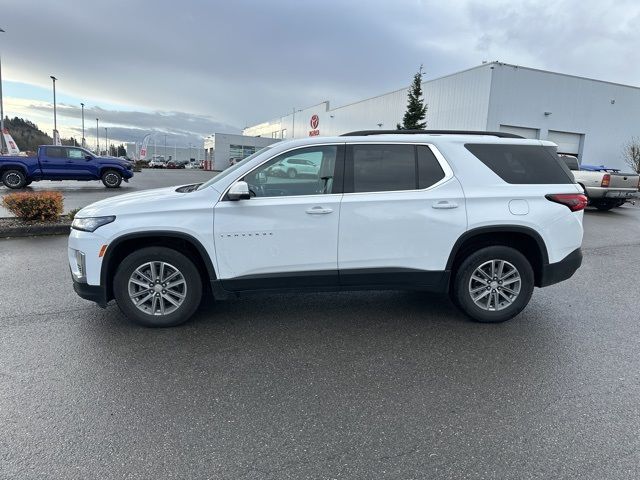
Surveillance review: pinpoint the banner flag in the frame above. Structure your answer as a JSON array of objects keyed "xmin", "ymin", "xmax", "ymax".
[
  {"xmin": 139, "ymin": 134, "xmax": 152, "ymax": 160},
  {"xmin": 2, "ymin": 128, "xmax": 20, "ymax": 155}
]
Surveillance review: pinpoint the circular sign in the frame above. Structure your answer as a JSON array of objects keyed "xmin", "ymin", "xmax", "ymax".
[{"xmin": 310, "ymin": 114, "xmax": 319, "ymax": 129}]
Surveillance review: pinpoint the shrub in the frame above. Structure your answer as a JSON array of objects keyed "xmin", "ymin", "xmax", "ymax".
[
  {"xmin": 67, "ymin": 208, "xmax": 81, "ymax": 220},
  {"xmin": 2, "ymin": 191, "xmax": 64, "ymax": 222}
]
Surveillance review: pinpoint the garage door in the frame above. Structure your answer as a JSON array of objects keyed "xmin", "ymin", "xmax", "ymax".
[
  {"xmin": 499, "ymin": 125, "xmax": 539, "ymax": 139},
  {"xmin": 547, "ymin": 130, "xmax": 581, "ymax": 155}
]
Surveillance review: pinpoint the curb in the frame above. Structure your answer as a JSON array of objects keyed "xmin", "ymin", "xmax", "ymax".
[{"xmin": 0, "ymin": 223, "xmax": 71, "ymax": 238}]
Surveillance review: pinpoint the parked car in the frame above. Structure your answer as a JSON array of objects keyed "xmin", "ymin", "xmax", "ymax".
[
  {"xmin": 69, "ymin": 130, "xmax": 585, "ymax": 327},
  {"xmin": 149, "ymin": 157, "xmax": 167, "ymax": 169},
  {"xmin": 166, "ymin": 160, "xmax": 186, "ymax": 169},
  {"xmin": 266, "ymin": 157, "xmax": 319, "ymax": 178},
  {"xmin": 167, "ymin": 160, "xmax": 185, "ymax": 169},
  {"xmin": 0, "ymin": 145, "xmax": 133, "ymax": 189},
  {"xmin": 560, "ymin": 155, "xmax": 639, "ymax": 210}
]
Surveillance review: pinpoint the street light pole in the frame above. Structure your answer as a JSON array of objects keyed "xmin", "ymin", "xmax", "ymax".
[
  {"xmin": 105, "ymin": 127, "xmax": 108, "ymax": 155},
  {"xmin": 0, "ymin": 28, "xmax": 6, "ymax": 154},
  {"xmin": 80, "ymin": 103, "xmax": 85, "ymax": 147},
  {"xmin": 50, "ymin": 76, "xmax": 58, "ymax": 143},
  {"xmin": 164, "ymin": 134, "xmax": 167, "ymax": 161},
  {"xmin": 96, "ymin": 118, "xmax": 99, "ymax": 153}
]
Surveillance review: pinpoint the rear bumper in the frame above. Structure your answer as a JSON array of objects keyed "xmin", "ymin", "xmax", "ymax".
[
  {"xmin": 73, "ymin": 278, "xmax": 108, "ymax": 308},
  {"xmin": 604, "ymin": 190, "xmax": 638, "ymax": 199},
  {"xmin": 586, "ymin": 186, "xmax": 638, "ymax": 199},
  {"xmin": 539, "ymin": 248, "xmax": 582, "ymax": 287}
]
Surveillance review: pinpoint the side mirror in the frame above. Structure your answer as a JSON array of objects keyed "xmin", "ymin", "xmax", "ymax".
[
  {"xmin": 227, "ymin": 181, "xmax": 250, "ymax": 201},
  {"xmin": 85, "ymin": 155, "xmax": 93, "ymax": 160}
]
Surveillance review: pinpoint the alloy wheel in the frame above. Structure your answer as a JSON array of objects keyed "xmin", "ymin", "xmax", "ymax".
[
  {"xmin": 5, "ymin": 173, "xmax": 22, "ymax": 187},
  {"xmin": 128, "ymin": 261, "xmax": 187, "ymax": 316},
  {"xmin": 105, "ymin": 173, "xmax": 119, "ymax": 186},
  {"xmin": 468, "ymin": 259, "xmax": 521, "ymax": 311}
]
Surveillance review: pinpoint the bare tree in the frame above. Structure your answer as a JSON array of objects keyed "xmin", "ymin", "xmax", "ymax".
[{"xmin": 622, "ymin": 137, "xmax": 640, "ymax": 173}]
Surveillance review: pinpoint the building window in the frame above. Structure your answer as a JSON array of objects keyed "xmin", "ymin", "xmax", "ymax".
[{"xmin": 230, "ymin": 144, "xmax": 257, "ymax": 161}]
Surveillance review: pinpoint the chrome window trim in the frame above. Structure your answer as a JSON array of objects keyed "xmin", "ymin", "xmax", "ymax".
[{"xmin": 217, "ymin": 141, "xmax": 455, "ymax": 201}]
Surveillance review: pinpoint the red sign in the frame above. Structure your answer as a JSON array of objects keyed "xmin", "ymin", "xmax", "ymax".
[{"xmin": 310, "ymin": 114, "xmax": 319, "ymax": 129}]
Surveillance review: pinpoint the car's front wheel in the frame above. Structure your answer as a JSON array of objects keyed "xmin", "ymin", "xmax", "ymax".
[
  {"xmin": 113, "ymin": 247, "xmax": 203, "ymax": 327},
  {"xmin": 452, "ymin": 246, "xmax": 534, "ymax": 323},
  {"xmin": 101, "ymin": 169, "xmax": 123, "ymax": 188}
]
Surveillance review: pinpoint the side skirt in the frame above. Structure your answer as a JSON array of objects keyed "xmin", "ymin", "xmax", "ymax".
[{"xmin": 214, "ymin": 268, "xmax": 451, "ymax": 298}]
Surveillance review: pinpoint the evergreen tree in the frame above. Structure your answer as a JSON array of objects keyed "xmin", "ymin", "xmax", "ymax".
[{"xmin": 397, "ymin": 65, "xmax": 428, "ymax": 130}]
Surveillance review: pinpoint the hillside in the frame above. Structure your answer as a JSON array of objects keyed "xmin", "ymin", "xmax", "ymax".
[{"xmin": 3, "ymin": 116, "xmax": 77, "ymax": 153}]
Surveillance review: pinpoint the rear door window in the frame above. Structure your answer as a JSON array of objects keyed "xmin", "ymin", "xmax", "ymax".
[
  {"xmin": 346, "ymin": 144, "xmax": 447, "ymax": 193},
  {"xmin": 465, "ymin": 144, "xmax": 574, "ymax": 184},
  {"xmin": 350, "ymin": 144, "xmax": 415, "ymax": 192},
  {"xmin": 45, "ymin": 147, "xmax": 65, "ymax": 158}
]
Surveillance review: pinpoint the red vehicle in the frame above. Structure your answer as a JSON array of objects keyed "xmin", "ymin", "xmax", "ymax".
[{"xmin": 166, "ymin": 160, "xmax": 186, "ymax": 169}]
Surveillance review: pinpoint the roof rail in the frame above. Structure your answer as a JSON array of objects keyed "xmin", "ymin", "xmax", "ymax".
[{"xmin": 340, "ymin": 129, "xmax": 524, "ymax": 139}]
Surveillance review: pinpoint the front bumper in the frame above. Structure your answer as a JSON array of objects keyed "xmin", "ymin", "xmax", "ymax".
[
  {"xmin": 538, "ymin": 248, "xmax": 583, "ymax": 287},
  {"xmin": 72, "ymin": 277, "xmax": 108, "ymax": 307}
]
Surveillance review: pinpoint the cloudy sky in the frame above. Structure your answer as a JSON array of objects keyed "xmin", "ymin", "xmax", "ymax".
[{"xmin": 1, "ymin": 0, "xmax": 639, "ymax": 147}]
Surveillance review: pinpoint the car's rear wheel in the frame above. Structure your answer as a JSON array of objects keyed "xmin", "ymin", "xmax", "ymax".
[
  {"xmin": 101, "ymin": 169, "xmax": 122, "ymax": 188},
  {"xmin": 113, "ymin": 247, "xmax": 202, "ymax": 327},
  {"xmin": 2, "ymin": 169, "xmax": 27, "ymax": 189},
  {"xmin": 453, "ymin": 246, "xmax": 534, "ymax": 323}
]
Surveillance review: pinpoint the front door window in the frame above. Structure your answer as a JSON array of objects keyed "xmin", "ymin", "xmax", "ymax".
[{"xmin": 243, "ymin": 145, "xmax": 339, "ymax": 197}]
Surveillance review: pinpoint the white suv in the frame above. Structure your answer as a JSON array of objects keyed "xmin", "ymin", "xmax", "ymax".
[{"xmin": 68, "ymin": 131, "xmax": 586, "ymax": 327}]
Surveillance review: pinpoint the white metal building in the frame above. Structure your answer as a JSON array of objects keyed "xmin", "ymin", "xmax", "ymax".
[
  {"xmin": 125, "ymin": 142, "xmax": 204, "ymax": 163},
  {"xmin": 243, "ymin": 62, "xmax": 640, "ymax": 170},
  {"xmin": 203, "ymin": 133, "xmax": 280, "ymax": 171}
]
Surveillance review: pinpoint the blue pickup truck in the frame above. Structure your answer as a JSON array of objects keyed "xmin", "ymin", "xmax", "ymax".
[{"xmin": 0, "ymin": 145, "xmax": 134, "ymax": 189}]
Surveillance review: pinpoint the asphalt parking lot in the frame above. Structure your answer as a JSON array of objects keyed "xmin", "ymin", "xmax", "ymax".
[
  {"xmin": 0, "ymin": 169, "xmax": 216, "ymax": 216},
  {"xmin": 1, "ymin": 206, "xmax": 640, "ymax": 479}
]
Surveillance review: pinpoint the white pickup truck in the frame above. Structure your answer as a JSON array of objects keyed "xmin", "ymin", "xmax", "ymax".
[{"xmin": 560, "ymin": 155, "xmax": 639, "ymax": 211}]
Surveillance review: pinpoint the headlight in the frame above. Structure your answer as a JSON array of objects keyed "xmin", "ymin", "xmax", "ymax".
[{"xmin": 71, "ymin": 216, "xmax": 116, "ymax": 232}]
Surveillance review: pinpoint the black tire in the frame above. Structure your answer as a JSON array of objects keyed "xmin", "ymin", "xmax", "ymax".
[
  {"xmin": 452, "ymin": 246, "xmax": 534, "ymax": 323},
  {"xmin": 2, "ymin": 169, "xmax": 27, "ymax": 189},
  {"xmin": 287, "ymin": 168, "xmax": 297, "ymax": 179},
  {"xmin": 113, "ymin": 247, "xmax": 203, "ymax": 327},
  {"xmin": 25, "ymin": 180, "xmax": 33, "ymax": 186},
  {"xmin": 101, "ymin": 169, "xmax": 122, "ymax": 188}
]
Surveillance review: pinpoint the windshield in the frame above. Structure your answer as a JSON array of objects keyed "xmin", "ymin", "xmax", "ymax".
[{"xmin": 197, "ymin": 146, "xmax": 272, "ymax": 191}]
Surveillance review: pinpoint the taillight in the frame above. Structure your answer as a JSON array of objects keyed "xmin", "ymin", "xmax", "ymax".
[
  {"xmin": 601, "ymin": 174, "xmax": 610, "ymax": 187},
  {"xmin": 546, "ymin": 193, "xmax": 588, "ymax": 212}
]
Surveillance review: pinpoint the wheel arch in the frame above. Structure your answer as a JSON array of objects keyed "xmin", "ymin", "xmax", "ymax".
[
  {"xmin": 101, "ymin": 231, "xmax": 216, "ymax": 302},
  {"xmin": 0, "ymin": 164, "xmax": 28, "ymax": 176},
  {"xmin": 99, "ymin": 166, "xmax": 123, "ymax": 177},
  {"xmin": 446, "ymin": 226, "xmax": 549, "ymax": 287}
]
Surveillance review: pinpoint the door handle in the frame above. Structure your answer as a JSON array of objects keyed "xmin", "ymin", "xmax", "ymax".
[
  {"xmin": 432, "ymin": 201, "xmax": 458, "ymax": 209},
  {"xmin": 306, "ymin": 206, "xmax": 333, "ymax": 214}
]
